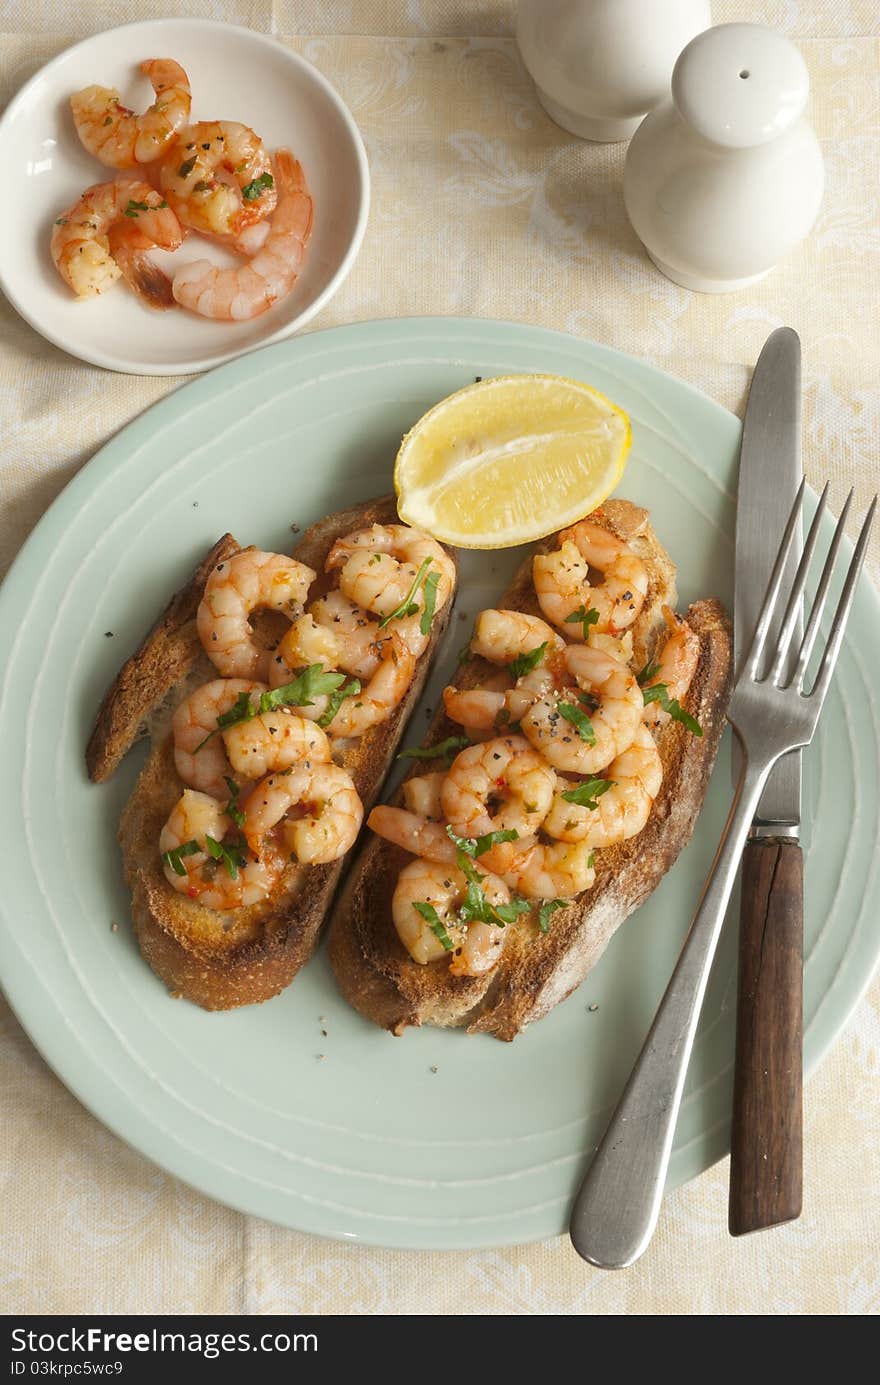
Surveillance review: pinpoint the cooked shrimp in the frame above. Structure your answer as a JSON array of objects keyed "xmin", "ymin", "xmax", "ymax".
[
  {"xmin": 521, "ymin": 644, "xmax": 643, "ymax": 774},
  {"xmin": 270, "ymin": 595, "xmax": 383, "ymax": 688},
  {"xmin": 242, "ymin": 763, "xmax": 362, "ymax": 865},
  {"xmin": 197, "ymin": 549, "xmax": 315, "ymax": 680},
  {"xmin": 222, "ymin": 711, "xmax": 331, "ymax": 780},
  {"xmin": 402, "ymin": 772, "xmax": 446, "ymax": 818},
  {"xmin": 325, "ymin": 524, "xmax": 455, "ymax": 655},
  {"xmin": 442, "ymin": 686, "xmax": 506, "ymax": 736},
  {"xmin": 106, "ymin": 221, "xmax": 175, "ymax": 309},
  {"xmin": 160, "ymin": 120, "xmax": 277, "ymax": 237},
  {"xmin": 642, "ymin": 608, "xmax": 700, "ymax": 727},
  {"xmin": 320, "ymin": 632, "xmax": 415, "ymax": 738},
  {"xmin": 543, "ymin": 725, "xmax": 663, "ymax": 847},
  {"xmin": 392, "ymin": 858, "xmax": 510, "ymax": 975},
  {"xmin": 500, "ymin": 838, "xmax": 596, "ymax": 901},
  {"xmin": 368, "ymin": 806, "xmax": 456, "ymax": 863},
  {"xmin": 50, "ymin": 179, "xmax": 182, "ymax": 299},
  {"xmin": 160, "ymin": 789, "xmax": 282, "ymax": 910},
  {"xmin": 71, "ymin": 59, "xmax": 191, "ymax": 169},
  {"xmin": 172, "ymin": 149, "xmax": 312, "ymax": 321},
  {"xmin": 534, "ymin": 521, "xmax": 648, "ymax": 635},
  {"xmin": 469, "ymin": 609, "xmax": 563, "ymax": 666},
  {"xmin": 172, "ymin": 678, "xmax": 266, "ymax": 798},
  {"xmin": 440, "ymin": 735, "xmax": 556, "ymax": 839}
]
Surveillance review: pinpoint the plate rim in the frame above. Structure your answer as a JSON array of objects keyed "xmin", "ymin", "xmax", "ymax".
[
  {"xmin": 1, "ymin": 315, "xmax": 878, "ymax": 1249},
  {"xmin": 0, "ymin": 17, "xmax": 371, "ymax": 376}
]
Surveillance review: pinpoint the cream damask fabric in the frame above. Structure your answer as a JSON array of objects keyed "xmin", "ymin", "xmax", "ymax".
[{"xmin": 1, "ymin": 2, "xmax": 878, "ymax": 1315}]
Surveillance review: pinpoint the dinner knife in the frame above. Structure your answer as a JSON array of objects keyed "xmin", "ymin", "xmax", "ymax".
[{"xmin": 728, "ymin": 326, "xmax": 804, "ymax": 1235}]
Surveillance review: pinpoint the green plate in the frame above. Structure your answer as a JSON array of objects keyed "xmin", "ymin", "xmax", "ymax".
[{"xmin": 1, "ymin": 318, "xmax": 878, "ymax": 1249}]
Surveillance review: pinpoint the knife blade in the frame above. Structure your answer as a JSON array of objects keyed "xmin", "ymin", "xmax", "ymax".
[
  {"xmin": 728, "ymin": 325, "xmax": 804, "ymax": 1235},
  {"xmin": 733, "ymin": 326, "xmax": 803, "ymax": 827}
]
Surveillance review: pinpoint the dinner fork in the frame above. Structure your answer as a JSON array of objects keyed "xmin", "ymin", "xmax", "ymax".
[{"xmin": 569, "ymin": 483, "xmax": 877, "ymax": 1269}]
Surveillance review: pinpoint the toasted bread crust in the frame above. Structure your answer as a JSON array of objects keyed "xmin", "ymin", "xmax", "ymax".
[
  {"xmin": 92, "ymin": 496, "xmax": 456, "ymax": 1010},
  {"xmin": 327, "ymin": 501, "xmax": 732, "ymax": 1040}
]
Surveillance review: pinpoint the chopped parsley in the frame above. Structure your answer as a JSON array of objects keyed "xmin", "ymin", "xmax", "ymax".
[
  {"xmin": 397, "ymin": 734, "xmax": 471, "ymax": 764},
  {"xmin": 558, "ymin": 701, "xmax": 596, "ymax": 744},
  {"xmin": 448, "ymin": 831, "xmax": 531, "ymax": 926},
  {"xmin": 565, "ymin": 605, "xmax": 601, "ymax": 639},
  {"xmin": 54, "ymin": 217, "xmax": 68, "ymax": 226},
  {"xmin": 538, "ymin": 898, "xmax": 566, "ymax": 933},
  {"xmin": 124, "ymin": 199, "xmax": 150, "ymax": 217},
  {"xmin": 508, "ymin": 642, "xmax": 547, "ymax": 682},
  {"xmin": 420, "ymin": 570, "xmax": 440, "ymax": 637},
  {"xmin": 560, "ymin": 777, "xmax": 614, "ymax": 810},
  {"xmin": 412, "ymin": 901, "xmax": 454, "ymax": 951},
  {"xmin": 241, "ymin": 171, "xmax": 274, "ymax": 201},
  {"xmin": 641, "ymin": 683, "xmax": 703, "ymax": 736},
  {"xmin": 223, "ymin": 777, "xmax": 246, "ymax": 829},
  {"xmin": 637, "ymin": 660, "xmax": 661, "ymax": 687},
  {"xmin": 317, "ymin": 676, "xmax": 362, "ymax": 728},
  {"xmin": 204, "ymin": 835, "xmax": 247, "ymax": 880},
  {"xmin": 445, "ymin": 826, "xmax": 519, "ymax": 859},
  {"xmin": 161, "ymin": 840, "xmax": 200, "ymax": 876},
  {"xmin": 378, "ymin": 558, "xmax": 433, "ymax": 630}
]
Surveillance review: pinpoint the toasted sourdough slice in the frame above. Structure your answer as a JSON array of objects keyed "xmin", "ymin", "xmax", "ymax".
[
  {"xmin": 328, "ymin": 499, "xmax": 732, "ymax": 1041},
  {"xmin": 86, "ymin": 496, "xmax": 456, "ymax": 1011}
]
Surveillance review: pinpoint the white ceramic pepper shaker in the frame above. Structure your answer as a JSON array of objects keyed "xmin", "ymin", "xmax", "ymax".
[
  {"xmin": 516, "ymin": 0, "xmax": 712, "ymax": 142},
  {"xmin": 624, "ymin": 23, "xmax": 824, "ymax": 291}
]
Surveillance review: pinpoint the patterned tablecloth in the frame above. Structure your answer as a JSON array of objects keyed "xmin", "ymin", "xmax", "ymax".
[{"xmin": 1, "ymin": 1, "xmax": 878, "ymax": 1316}]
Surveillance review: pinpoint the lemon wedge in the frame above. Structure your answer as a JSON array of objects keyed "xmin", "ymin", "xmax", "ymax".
[{"xmin": 394, "ymin": 374, "xmax": 632, "ymax": 549}]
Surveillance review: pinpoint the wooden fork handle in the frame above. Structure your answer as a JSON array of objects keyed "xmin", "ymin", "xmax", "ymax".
[{"xmin": 729, "ymin": 837, "xmax": 803, "ymax": 1236}]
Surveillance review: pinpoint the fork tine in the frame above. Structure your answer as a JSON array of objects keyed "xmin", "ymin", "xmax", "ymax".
[
  {"xmin": 791, "ymin": 489, "xmax": 853, "ymax": 688},
  {"xmin": 768, "ymin": 482, "xmax": 829, "ymax": 687},
  {"xmin": 745, "ymin": 478, "xmax": 806, "ymax": 678},
  {"xmin": 808, "ymin": 496, "xmax": 877, "ymax": 707}
]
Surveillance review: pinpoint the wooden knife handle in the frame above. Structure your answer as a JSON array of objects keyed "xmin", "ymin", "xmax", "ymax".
[{"xmin": 729, "ymin": 837, "xmax": 803, "ymax": 1236}]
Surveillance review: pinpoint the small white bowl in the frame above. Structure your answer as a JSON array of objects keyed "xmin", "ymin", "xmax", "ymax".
[{"xmin": 0, "ymin": 19, "xmax": 370, "ymax": 375}]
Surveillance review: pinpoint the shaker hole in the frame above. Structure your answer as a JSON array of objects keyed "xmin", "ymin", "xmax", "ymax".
[{"xmin": 739, "ymin": 69, "xmax": 750, "ymax": 79}]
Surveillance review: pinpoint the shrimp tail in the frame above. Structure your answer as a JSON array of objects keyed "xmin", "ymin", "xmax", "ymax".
[{"xmin": 108, "ymin": 225, "xmax": 175, "ymax": 310}]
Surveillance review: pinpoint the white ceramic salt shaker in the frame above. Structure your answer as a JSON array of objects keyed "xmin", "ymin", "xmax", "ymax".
[
  {"xmin": 623, "ymin": 23, "xmax": 824, "ymax": 291},
  {"xmin": 516, "ymin": 0, "xmax": 712, "ymax": 142}
]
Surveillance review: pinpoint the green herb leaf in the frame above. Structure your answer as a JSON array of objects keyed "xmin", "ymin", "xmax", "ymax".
[
  {"xmin": 558, "ymin": 701, "xmax": 596, "ymax": 744},
  {"xmin": 537, "ymin": 898, "xmax": 566, "ymax": 933},
  {"xmin": 177, "ymin": 156, "xmax": 197, "ymax": 179},
  {"xmin": 491, "ymin": 896, "xmax": 532, "ymax": 926},
  {"xmin": 204, "ymin": 835, "xmax": 247, "ymax": 881},
  {"xmin": 397, "ymin": 735, "xmax": 471, "ymax": 763},
  {"xmin": 378, "ymin": 558, "xmax": 433, "ymax": 630},
  {"xmin": 565, "ymin": 605, "xmax": 601, "ymax": 640},
  {"xmin": 637, "ymin": 659, "xmax": 661, "ymax": 687},
  {"xmin": 641, "ymin": 683, "xmax": 703, "ymax": 735},
  {"xmin": 445, "ymin": 825, "xmax": 519, "ymax": 859},
  {"xmin": 223, "ymin": 777, "xmax": 245, "ymax": 829},
  {"xmin": 419, "ymin": 571, "xmax": 440, "ymax": 637},
  {"xmin": 124, "ymin": 199, "xmax": 150, "ymax": 218},
  {"xmin": 317, "ymin": 677, "xmax": 362, "ymax": 728},
  {"xmin": 54, "ymin": 217, "xmax": 69, "ymax": 226},
  {"xmin": 259, "ymin": 665, "xmax": 347, "ymax": 715},
  {"xmin": 508, "ymin": 642, "xmax": 547, "ymax": 682},
  {"xmin": 161, "ymin": 840, "xmax": 200, "ymax": 876},
  {"xmin": 412, "ymin": 900, "xmax": 454, "ymax": 951},
  {"xmin": 241, "ymin": 171, "xmax": 274, "ymax": 201},
  {"xmin": 560, "ymin": 777, "xmax": 614, "ymax": 810}
]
